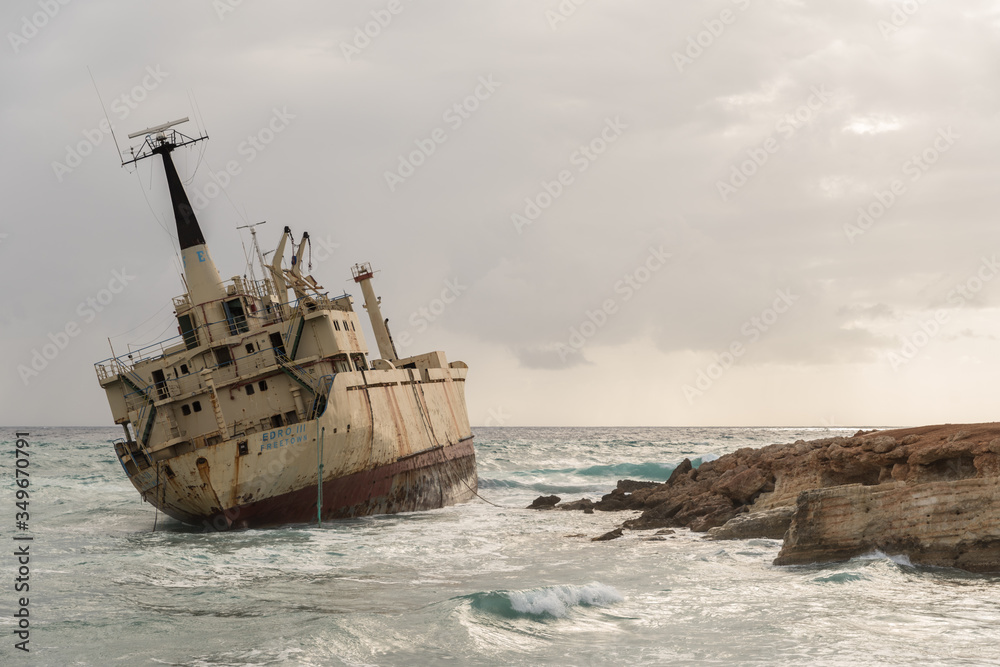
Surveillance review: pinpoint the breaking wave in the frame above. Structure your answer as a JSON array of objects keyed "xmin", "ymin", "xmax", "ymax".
[
  {"xmin": 855, "ymin": 550, "xmax": 915, "ymax": 567},
  {"xmin": 568, "ymin": 459, "xmax": 713, "ymax": 479},
  {"xmin": 467, "ymin": 583, "xmax": 624, "ymax": 619}
]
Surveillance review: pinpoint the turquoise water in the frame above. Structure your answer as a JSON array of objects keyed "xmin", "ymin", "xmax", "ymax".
[{"xmin": 1, "ymin": 426, "xmax": 998, "ymax": 665}]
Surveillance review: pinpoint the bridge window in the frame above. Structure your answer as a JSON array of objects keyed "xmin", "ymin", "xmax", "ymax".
[
  {"xmin": 152, "ymin": 369, "xmax": 168, "ymax": 400},
  {"xmin": 178, "ymin": 314, "xmax": 199, "ymax": 350},
  {"xmin": 224, "ymin": 298, "xmax": 250, "ymax": 335},
  {"xmin": 269, "ymin": 332, "xmax": 285, "ymax": 357},
  {"xmin": 214, "ymin": 347, "xmax": 233, "ymax": 368}
]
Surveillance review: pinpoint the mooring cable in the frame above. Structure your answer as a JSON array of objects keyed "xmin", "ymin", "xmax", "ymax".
[{"xmin": 461, "ymin": 478, "xmax": 509, "ymax": 509}]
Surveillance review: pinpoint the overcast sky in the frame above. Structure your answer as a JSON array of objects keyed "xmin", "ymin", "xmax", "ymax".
[{"xmin": 4, "ymin": 0, "xmax": 1000, "ymax": 428}]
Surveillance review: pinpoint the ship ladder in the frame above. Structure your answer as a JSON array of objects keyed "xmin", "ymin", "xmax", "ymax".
[
  {"xmin": 282, "ymin": 305, "xmax": 306, "ymax": 360},
  {"xmin": 277, "ymin": 355, "xmax": 316, "ymax": 394},
  {"xmin": 307, "ymin": 374, "xmax": 335, "ymax": 420},
  {"xmin": 119, "ymin": 370, "xmax": 156, "ymax": 470},
  {"xmin": 119, "ymin": 369, "xmax": 147, "ymax": 398},
  {"xmin": 138, "ymin": 402, "xmax": 158, "ymax": 451},
  {"xmin": 288, "ymin": 316, "xmax": 306, "ymax": 360}
]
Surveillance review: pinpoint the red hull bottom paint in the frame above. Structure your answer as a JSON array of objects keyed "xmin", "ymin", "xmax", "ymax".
[{"xmin": 178, "ymin": 437, "xmax": 478, "ymax": 530}]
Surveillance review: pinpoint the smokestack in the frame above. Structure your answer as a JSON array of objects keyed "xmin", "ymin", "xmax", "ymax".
[{"xmin": 156, "ymin": 145, "xmax": 226, "ymax": 306}]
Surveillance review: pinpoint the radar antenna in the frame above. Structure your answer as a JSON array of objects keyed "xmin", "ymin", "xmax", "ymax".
[{"xmin": 122, "ymin": 117, "xmax": 208, "ymax": 166}]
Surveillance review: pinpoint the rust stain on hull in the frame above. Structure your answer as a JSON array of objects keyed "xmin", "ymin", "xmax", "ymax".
[
  {"xmin": 162, "ymin": 437, "xmax": 477, "ymax": 529},
  {"xmin": 196, "ymin": 458, "xmax": 221, "ymax": 510}
]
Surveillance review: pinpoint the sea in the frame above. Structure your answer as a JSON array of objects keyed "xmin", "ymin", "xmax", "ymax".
[{"xmin": 3, "ymin": 426, "xmax": 998, "ymax": 666}]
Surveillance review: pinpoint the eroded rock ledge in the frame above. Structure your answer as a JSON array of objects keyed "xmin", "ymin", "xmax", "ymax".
[{"xmin": 537, "ymin": 423, "xmax": 1000, "ymax": 572}]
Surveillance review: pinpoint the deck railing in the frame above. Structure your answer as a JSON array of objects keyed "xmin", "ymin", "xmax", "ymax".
[{"xmin": 94, "ymin": 291, "xmax": 350, "ymax": 382}]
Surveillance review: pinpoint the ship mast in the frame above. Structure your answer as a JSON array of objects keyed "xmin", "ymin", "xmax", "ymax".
[
  {"xmin": 237, "ymin": 221, "xmax": 272, "ymax": 296},
  {"xmin": 352, "ymin": 262, "xmax": 398, "ymax": 362},
  {"xmin": 124, "ymin": 118, "xmax": 227, "ymax": 309}
]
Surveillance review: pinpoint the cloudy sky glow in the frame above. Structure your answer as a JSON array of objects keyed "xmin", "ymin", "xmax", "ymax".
[{"xmin": 4, "ymin": 0, "xmax": 1000, "ymax": 427}]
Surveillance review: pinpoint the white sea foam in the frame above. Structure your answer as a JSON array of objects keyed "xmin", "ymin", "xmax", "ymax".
[
  {"xmin": 857, "ymin": 550, "xmax": 914, "ymax": 567},
  {"xmin": 505, "ymin": 582, "xmax": 624, "ymax": 618}
]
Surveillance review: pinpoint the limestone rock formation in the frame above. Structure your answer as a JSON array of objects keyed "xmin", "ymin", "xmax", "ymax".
[
  {"xmin": 706, "ymin": 506, "xmax": 795, "ymax": 541},
  {"xmin": 774, "ymin": 479, "xmax": 1000, "ymax": 571},
  {"xmin": 555, "ymin": 423, "xmax": 1000, "ymax": 572}
]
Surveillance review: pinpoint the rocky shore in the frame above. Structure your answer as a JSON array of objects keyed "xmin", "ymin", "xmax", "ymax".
[{"xmin": 531, "ymin": 423, "xmax": 1000, "ymax": 573}]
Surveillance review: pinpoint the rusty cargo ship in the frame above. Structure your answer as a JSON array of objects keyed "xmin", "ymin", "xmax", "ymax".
[{"xmin": 94, "ymin": 119, "xmax": 477, "ymax": 529}]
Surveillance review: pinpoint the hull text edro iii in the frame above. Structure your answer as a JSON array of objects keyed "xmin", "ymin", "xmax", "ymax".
[{"xmin": 95, "ymin": 119, "xmax": 477, "ymax": 529}]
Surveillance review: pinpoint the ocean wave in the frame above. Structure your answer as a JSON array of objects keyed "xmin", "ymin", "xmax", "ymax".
[
  {"xmin": 476, "ymin": 479, "xmax": 606, "ymax": 494},
  {"xmin": 479, "ymin": 456, "xmax": 718, "ymax": 492},
  {"xmin": 812, "ymin": 572, "xmax": 869, "ymax": 584},
  {"xmin": 855, "ymin": 550, "xmax": 914, "ymax": 567},
  {"xmin": 468, "ymin": 582, "xmax": 624, "ymax": 619}
]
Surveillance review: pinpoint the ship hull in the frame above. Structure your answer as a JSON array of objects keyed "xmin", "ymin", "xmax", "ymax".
[
  {"xmin": 197, "ymin": 437, "xmax": 477, "ymax": 530},
  {"xmin": 120, "ymin": 367, "xmax": 478, "ymax": 530}
]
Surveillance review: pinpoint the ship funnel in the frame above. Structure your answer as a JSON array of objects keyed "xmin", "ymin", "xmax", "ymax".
[
  {"xmin": 352, "ymin": 262, "xmax": 398, "ymax": 362},
  {"xmin": 124, "ymin": 119, "xmax": 226, "ymax": 309},
  {"xmin": 156, "ymin": 143, "xmax": 226, "ymax": 306}
]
